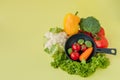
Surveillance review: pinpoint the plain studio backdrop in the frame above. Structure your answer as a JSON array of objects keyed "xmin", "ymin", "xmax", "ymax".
[{"xmin": 0, "ymin": 0, "xmax": 120, "ymax": 80}]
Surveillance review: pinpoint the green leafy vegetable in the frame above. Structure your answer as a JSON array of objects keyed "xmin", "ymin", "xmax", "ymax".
[
  {"xmin": 44, "ymin": 44, "xmax": 64, "ymax": 54},
  {"xmin": 51, "ymin": 51, "xmax": 68, "ymax": 68},
  {"xmin": 80, "ymin": 16, "xmax": 101, "ymax": 34},
  {"xmin": 85, "ymin": 40, "xmax": 92, "ymax": 47},
  {"xmin": 50, "ymin": 51, "xmax": 110, "ymax": 77},
  {"xmin": 78, "ymin": 39, "xmax": 84, "ymax": 45},
  {"xmin": 49, "ymin": 27, "xmax": 63, "ymax": 33},
  {"xmin": 44, "ymin": 48, "xmax": 50, "ymax": 54},
  {"xmin": 68, "ymin": 48, "xmax": 72, "ymax": 54},
  {"xmin": 92, "ymin": 53, "xmax": 110, "ymax": 69}
]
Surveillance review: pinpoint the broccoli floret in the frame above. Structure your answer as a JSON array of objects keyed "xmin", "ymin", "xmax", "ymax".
[{"xmin": 80, "ymin": 16, "xmax": 101, "ymax": 34}]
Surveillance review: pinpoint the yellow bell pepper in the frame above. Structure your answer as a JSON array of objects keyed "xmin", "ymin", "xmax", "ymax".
[{"xmin": 64, "ymin": 12, "xmax": 80, "ymax": 36}]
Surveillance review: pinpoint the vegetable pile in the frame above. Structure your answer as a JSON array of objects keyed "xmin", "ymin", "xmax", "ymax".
[
  {"xmin": 68, "ymin": 39, "xmax": 93, "ymax": 61},
  {"xmin": 44, "ymin": 12, "xmax": 112, "ymax": 77}
]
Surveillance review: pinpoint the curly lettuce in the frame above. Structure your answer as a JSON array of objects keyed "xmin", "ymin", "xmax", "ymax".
[{"xmin": 51, "ymin": 51, "xmax": 110, "ymax": 77}]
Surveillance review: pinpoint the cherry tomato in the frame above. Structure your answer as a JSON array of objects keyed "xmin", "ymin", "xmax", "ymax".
[
  {"xmin": 81, "ymin": 44, "xmax": 87, "ymax": 51},
  {"xmin": 97, "ymin": 27, "xmax": 105, "ymax": 36},
  {"xmin": 70, "ymin": 52, "xmax": 80, "ymax": 60},
  {"xmin": 94, "ymin": 35, "xmax": 108, "ymax": 48},
  {"xmin": 72, "ymin": 43, "xmax": 81, "ymax": 51}
]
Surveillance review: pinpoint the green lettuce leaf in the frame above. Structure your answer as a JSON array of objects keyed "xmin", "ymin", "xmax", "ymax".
[{"xmin": 49, "ymin": 27, "xmax": 63, "ymax": 33}]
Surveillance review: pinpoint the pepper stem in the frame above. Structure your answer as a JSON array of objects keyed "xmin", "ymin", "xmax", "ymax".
[
  {"xmin": 75, "ymin": 11, "xmax": 78, "ymax": 15},
  {"xmin": 93, "ymin": 34, "xmax": 101, "ymax": 40}
]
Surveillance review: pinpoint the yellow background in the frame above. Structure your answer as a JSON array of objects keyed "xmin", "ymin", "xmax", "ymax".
[{"xmin": 0, "ymin": 0, "xmax": 120, "ymax": 80}]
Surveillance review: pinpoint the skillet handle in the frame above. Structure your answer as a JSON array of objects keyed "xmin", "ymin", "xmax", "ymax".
[{"xmin": 96, "ymin": 48, "xmax": 116, "ymax": 55}]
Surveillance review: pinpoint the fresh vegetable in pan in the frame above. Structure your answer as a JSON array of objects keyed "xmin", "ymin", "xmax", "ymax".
[
  {"xmin": 67, "ymin": 38, "xmax": 93, "ymax": 61},
  {"xmin": 79, "ymin": 47, "xmax": 93, "ymax": 61},
  {"xmin": 70, "ymin": 51, "xmax": 80, "ymax": 60}
]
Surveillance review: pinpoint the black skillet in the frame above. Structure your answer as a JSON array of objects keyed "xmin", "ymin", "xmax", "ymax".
[{"xmin": 65, "ymin": 33, "xmax": 116, "ymax": 62}]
